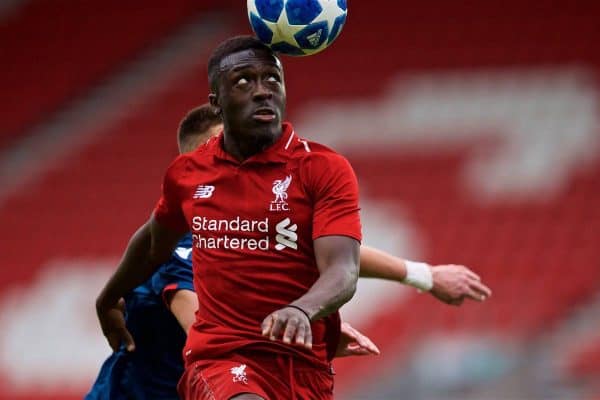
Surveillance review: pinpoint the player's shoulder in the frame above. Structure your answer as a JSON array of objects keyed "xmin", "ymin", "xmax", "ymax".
[
  {"xmin": 288, "ymin": 133, "xmax": 351, "ymax": 167},
  {"xmin": 176, "ymin": 232, "xmax": 193, "ymax": 247},
  {"xmin": 165, "ymin": 138, "xmax": 215, "ymax": 177},
  {"xmin": 190, "ymin": 135, "xmax": 218, "ymax": 159},
  {"xmin": 288, "ymin": 131, "xmax": 344, "ymax": 158}
]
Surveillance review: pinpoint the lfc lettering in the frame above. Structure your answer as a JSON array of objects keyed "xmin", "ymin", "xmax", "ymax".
[{"xmin": 269, "ymin": 202, "xmax": 289, "ymax": 211}]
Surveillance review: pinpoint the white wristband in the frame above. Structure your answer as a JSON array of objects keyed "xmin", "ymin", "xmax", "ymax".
[{"xmin": 403, "ymin": 260, "xmax": 433, "ymax": 292}]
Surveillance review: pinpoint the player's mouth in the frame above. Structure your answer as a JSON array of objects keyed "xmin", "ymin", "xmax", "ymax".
[{"xmin": 252, "ymin": 107, "xmax": 277, "ymax": 122}]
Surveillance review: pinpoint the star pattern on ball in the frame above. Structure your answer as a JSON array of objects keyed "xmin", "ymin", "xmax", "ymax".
[
  {"xmin": 247, "ymin": 0, "xmax": 348, "ymax": 56},
  {"xmin": 262, "ymin": 7, "xmax": 306, "ymax": 47},
  {"xmin": 314, "ymin": 0, "xmax": 346, "ymax": 26}
]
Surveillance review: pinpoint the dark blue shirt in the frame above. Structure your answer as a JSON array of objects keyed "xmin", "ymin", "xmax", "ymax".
[{"xmin": 85, "ymin": 234, "xmax": 193, "ymax": 400}]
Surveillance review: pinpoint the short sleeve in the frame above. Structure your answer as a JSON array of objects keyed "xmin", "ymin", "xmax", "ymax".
[
  {"xmin": 309, "ymin": 153, "xmax": 362, "ymax": 242},
  {"xmin": 151, "ymin": 234, "xmax": 195, "ymax": 305},
  {"xmin": 153, "ymin": 157, "xmax": 189, "ymax": 233},
  {"xmin": 151, "ymin": 259, "xmax": 195, "ymax": 306}
]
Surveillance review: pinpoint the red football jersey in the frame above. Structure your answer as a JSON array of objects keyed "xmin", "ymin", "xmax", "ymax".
[{"xmin": 154, "ymin": 122, "xmax": 362, "ymax": 368}]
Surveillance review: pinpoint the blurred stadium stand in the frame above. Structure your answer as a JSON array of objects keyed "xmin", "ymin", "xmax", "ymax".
[
  {"xmin": 0, "ymin": 1, "xmax": 599, "ymax": 399},
  {"xmin": 571, "ymin": 338, "xmax": 600, "ymax": 378},
  {"xmin": 0, "ymin": 0, "xmax": 223, "ymax": 149}
]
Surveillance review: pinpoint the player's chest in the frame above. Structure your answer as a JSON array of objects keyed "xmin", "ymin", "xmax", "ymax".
[{"xmin": 180, "ymin": 164, "xmax": 311, "ymax": 222}]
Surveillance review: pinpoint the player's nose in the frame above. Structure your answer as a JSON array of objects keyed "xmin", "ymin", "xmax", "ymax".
[{"xmin": 252, "ymin": 81, "xmax": 273, "ymax": 101}]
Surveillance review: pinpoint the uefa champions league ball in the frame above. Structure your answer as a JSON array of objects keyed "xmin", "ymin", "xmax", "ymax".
[{"xmin": 247, "ymin": 0, "xmax": 348, "ymax": 56}]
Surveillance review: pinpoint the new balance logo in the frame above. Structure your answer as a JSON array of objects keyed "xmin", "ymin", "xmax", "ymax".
[
  {"xmin": 193, "ymin": 185, "xmax": 215, "ymax": 199},
  {"xmin": 275, "ymin": 218, "xmax": 298, "ymax": 251}
]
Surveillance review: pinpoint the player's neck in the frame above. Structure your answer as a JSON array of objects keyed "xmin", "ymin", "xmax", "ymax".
[{"xmin": 222, "ymin": 129, "xmax": 281, "ymax": 162}]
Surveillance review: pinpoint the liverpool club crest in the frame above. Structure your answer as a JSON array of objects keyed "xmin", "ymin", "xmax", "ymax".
[{"xmin": 270, "ymin": 175, "xmax": 292, "ymax": 211}]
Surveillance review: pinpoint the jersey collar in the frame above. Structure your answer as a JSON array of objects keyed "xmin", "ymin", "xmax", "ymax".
[{"xmin": 211, "ymin": 122, "xmax": 295, "ymax": 165}]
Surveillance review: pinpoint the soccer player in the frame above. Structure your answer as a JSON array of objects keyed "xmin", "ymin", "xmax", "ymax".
[
  {"xmin": 98, "ymin": 36, "xmax": 361, "ymax": 399},
  {"xmin": 86, "ymin": 104, "xmax": 380, "ymax": 400},
  {"xmin": 96, "ymin": 36, "xmax": 490, "ymax": 400}
]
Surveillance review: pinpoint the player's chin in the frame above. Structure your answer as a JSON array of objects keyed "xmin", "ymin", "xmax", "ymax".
[{"xmin": 247, "ymin": 119, "xmax": 281, "ymax": 137}]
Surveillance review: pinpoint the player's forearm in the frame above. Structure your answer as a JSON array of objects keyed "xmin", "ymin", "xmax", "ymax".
[
  {"xmin": 289, "ymin": 235, "xmax": 359, "ymax": 321},
  {"xmin": 359, "ymin": 245, "xmax": 434, "ymax": 291},
  {"xmin": 169, "ymin": 289, "xmax": 198, "ymax": 333},
  {"xmin": 359, "ymin": 245, "xmax": 407, "ymax": 281},
  {"xmin": 96, "ymin": 221, "xmax": 172, "ymax": 310},
  {"xmin": 291, "ymin": 263, "xmax": 358, "ymax": 321}
]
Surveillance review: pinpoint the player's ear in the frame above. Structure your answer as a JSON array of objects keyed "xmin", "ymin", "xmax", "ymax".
[{"xmin": 208, "ymin": 93, "xmax": 221, "ymax": 115}]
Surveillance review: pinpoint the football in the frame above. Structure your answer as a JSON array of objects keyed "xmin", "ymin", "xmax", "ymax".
[{"xmin": 247, "ymin": 0, "xmax": 348, "ymax": 56}]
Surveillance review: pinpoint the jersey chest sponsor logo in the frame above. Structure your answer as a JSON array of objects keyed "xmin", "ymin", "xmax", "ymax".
[
  {"xmin": 190, "ymin": 215, "xmax": 298, "ymax": 252},
  {"xmin": 275, "ymin": 217, "xmax": 298, "ymax": 251},
  {"xmin": 270, "ymin": 175, "xmax": 292, "ymax": 211}
]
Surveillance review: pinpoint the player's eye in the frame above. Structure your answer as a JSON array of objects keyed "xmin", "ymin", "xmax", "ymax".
[
  {"xmin": 236, "ymin": 77, "xmax": 249, "ymax": 86},
  {"xmin": 266, "ymin": 74, "xmax": 280, "ymax": 83}
]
